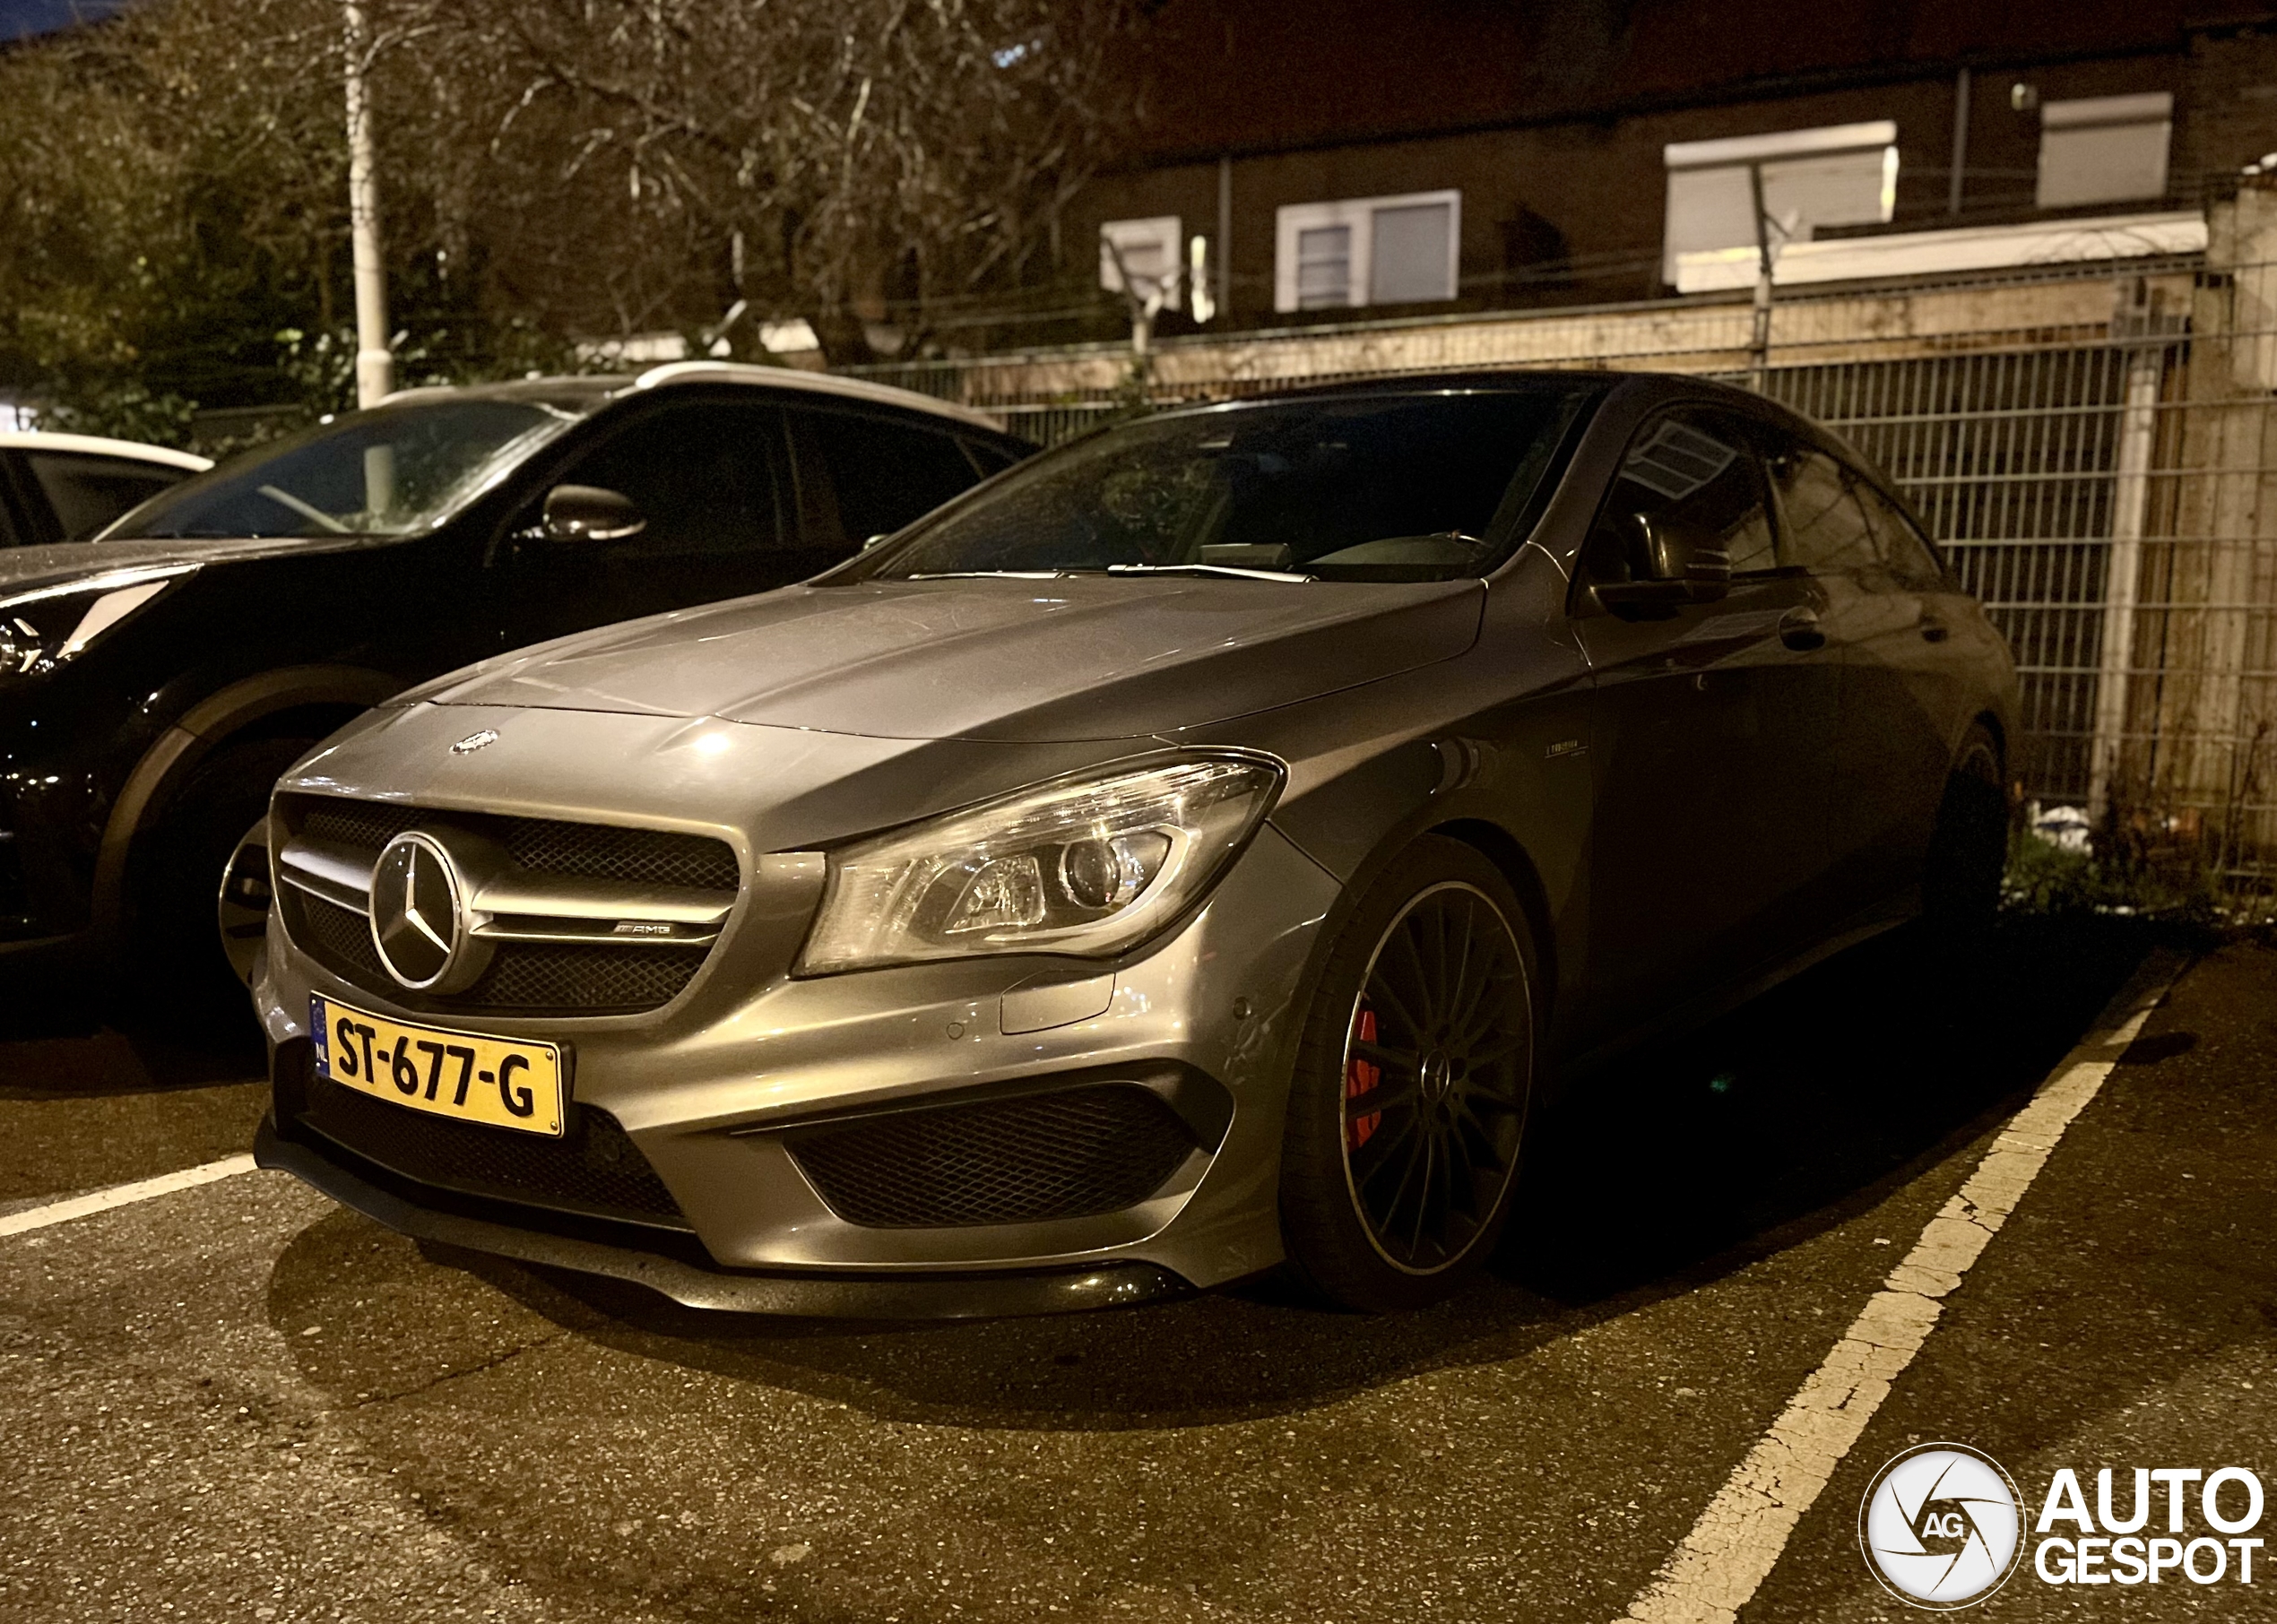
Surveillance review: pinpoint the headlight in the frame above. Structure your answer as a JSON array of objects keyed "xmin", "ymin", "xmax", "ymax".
[
  {"xmin": 0, "ymin": 566, "xmax": 192, "ymax": 678},
  {"xmin": 796, "ymin": 755, "xmax": 1284, "ymax": 974}
]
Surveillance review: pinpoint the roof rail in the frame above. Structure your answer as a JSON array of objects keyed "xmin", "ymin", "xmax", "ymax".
[{"xmin": 629, "ymin": 359, "xmax": 1004, "ymax": 433}]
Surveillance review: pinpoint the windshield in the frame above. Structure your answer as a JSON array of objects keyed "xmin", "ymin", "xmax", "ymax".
[
  {"xmin": 856, "ymin": 385, "xmax": 1601, "ymax": 584},
  {"xmin": 101, "ymin": 398, "xmax": 580, "ymax": 540}
]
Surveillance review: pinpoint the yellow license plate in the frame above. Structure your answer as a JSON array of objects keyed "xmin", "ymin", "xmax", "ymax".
[{"xmin": 309, "ymin": 994, "xmax": 566, "ymax": 1137}]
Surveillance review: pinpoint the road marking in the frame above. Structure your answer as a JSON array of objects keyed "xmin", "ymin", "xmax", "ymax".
[
  {"xmin": 1614, "ymin": 947, "xmax": 2187, "ymax": 1624},
  {"xmin": 0, "ymin": 1153, "xmax": 259, "ymax": 1240}
]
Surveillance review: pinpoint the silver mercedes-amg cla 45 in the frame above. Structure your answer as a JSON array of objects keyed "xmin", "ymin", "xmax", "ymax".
[{"xmin": 250, "ymin": 371, "xmax": 2015, "ymax": 1317}]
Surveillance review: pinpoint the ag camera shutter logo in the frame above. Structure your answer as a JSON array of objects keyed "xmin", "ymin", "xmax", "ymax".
[{"xmin": 1859, "ymin": 1442, "xmax": 2025, "ymax": 1610}]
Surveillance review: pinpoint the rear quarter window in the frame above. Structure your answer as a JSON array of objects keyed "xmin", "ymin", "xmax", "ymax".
[{"xmin": 28, "ymin": 452, "xmax": 190, "ymax": 540}]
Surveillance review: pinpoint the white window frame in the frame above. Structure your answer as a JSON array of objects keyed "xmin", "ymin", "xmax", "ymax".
[
  {"xmin": 1273, "ymin": 190, "xmax": 1461, "ymax": 314},
  {"xmin": 2036, "ymin": 92, "xmax": 2172, "ymax": 210},
  {"xmin": 1098, "ymin": 216, "xmax": 1182, "ymax": 301},
  {"xmin": 1661, "ymin": 121, "xmax": 1898, "ymax": 285}
]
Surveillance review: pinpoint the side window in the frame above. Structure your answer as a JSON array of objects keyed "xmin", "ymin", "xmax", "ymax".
[
  {"xmin": 26, "ymin": 452, "xmax": 188, "ymax": 541},
  {"xmin": 1851, "ymin": 478, "xmax": 1946, "ymax": 589},
  {"xmin": 792, "ymin": 410, "xmax": 985, "ymax": 548},
  {"xmin": 1580, "ymin": 410, "xmax": 1777, "ymax": 583},
  {"xmin": 556, "ymin": 405, "xmax": 789, "ymax": 557},
  {"xmin": 1765, "ymin": 443, "xmax": 1878, "ymax": 575}
]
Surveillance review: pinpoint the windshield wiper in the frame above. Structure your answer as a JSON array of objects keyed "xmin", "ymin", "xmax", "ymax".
[
  {"xmin": 1103, "ymin": 563, "xmax": 1316, "ymax": 583},
  {"xmin": 903, "ymin": 570, "xmax": 1074, "ymax": 581},
  {"xmin": 255, "ymin": 485, "xmax": 350, "ymax": 534}
]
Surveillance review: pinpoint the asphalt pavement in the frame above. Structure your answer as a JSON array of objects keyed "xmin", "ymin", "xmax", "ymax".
[{"xmin": 1, "ymin": 916, "xmax": 2269, "ymax": 1623}]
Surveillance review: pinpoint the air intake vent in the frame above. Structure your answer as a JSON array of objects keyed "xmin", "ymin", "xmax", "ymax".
[
  {"xmin": 296, "ymin": 1070, "xmax": 690, "ymax": 1228},
  {"xmin": 786, "ymin": 1084, "xmax": 1198, "ymax": 1229}
]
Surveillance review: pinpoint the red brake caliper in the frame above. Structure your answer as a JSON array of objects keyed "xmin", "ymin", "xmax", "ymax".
[{"xmin": 1346, "ymin": 1004, "xmax": 1381, "ymax": 1149}]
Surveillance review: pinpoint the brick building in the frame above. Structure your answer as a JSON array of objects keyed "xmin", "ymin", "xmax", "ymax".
[{"xmin": 1057, "ymin": 0, "xmax": 2277, "ymax": 342}]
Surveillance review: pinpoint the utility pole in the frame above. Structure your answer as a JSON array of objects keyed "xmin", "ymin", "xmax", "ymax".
[
  {"xmin": 343, "ymin": 0, "xmax": 393, "ymax": 410},
  {"xmin": 1748, "ymin": 163, "xmax": 1774, "ymax": 392},
  {"xmin": 1948, "ymin": 66, "xmax": 1972, "ymax": 217}
]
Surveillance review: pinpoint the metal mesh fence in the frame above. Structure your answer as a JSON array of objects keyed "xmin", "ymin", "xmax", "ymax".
[{"xmin": 852, "ymin": 242, "xmax": 2277, "ymax": 903}]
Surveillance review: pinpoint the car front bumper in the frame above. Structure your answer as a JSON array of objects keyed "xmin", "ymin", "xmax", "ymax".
[
  {"xmin": 251, "ymin": 745, "xmax": 1343, "ymax": 1313},
  {"xmin": 253, "ymin": 1114, "xmax": 1193, "ymax": 1317}
]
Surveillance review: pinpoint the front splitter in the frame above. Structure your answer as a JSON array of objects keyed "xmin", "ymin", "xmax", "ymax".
[{"xmin": 255, "ymin": 1115, "xmax": 1193, "ymax": 1321}]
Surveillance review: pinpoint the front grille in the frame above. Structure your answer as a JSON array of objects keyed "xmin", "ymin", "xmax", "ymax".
[
  {"xmin": 292, "ymin": 891, "xmax": 708, "ymax": 1015},
  {"xmin": 302, "ymin": 799, "xmax": 422, "ymax": 855},
  {"xmin": 466, "ymin": 939, "xmax": 711, "ymax": 1014},
  {"xmin": 293, "ymin": 797, "xmax": 738, "ymax": 891},
  {"xmin": 492, "ymin": 820, "xmax": 738, "ymax": 891},
  {"xmin": 278, "ymin": 794, "xmax": 735, "ymax": 1015},
  {"xmin": 787, "ymin": 1084, "xmax": 1198, "ymax": 1229},
  {"xmin": 299, "ymin": 891, "xmax": 389, "ymax": 981},
  {"xmin": 296, "ymin": 1069, "xmax": 690, "ymax": 1228}
]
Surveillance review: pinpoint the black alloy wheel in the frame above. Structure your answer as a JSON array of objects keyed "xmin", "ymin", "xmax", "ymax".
[{"xmin": 1280, "ymin": 836, "xmax": 1537, "ymax": 1310}]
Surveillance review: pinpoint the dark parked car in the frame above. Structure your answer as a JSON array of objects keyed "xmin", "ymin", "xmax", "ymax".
[
  {"xmin": 0, "ymin": 430, "xmax": 210, "ymax": 546},
  {"xmin": 249, "ymin": 370, "xmax": 2015, "ymax": 1317},
  {"xmin": 0, "ymin": 363, "xmax": 1028, "ymax": 992}
]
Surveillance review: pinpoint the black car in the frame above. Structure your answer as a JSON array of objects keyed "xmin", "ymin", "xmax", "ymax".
[{"xmin": 0, "ymin": 363, "xmax": 1029, "ymax": 994}]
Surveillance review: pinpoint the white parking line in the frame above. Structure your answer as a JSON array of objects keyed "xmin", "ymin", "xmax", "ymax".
[
  {"xmin": 1613, "ymin": 947, "xmax": 2187, "ymax": 1624},
  {"xmin": 0, "ymin": 1153, "xmax": 259, "ymax": 1239}
]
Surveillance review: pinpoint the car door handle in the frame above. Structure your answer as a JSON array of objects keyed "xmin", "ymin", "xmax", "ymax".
[
  {"xmin": 1918, "ymin": 613, "xmax": 1949, "ymax": 643},
  {"xmin": 1778, "ymin": 606, "xmax": 1826, "ymax": 652}
]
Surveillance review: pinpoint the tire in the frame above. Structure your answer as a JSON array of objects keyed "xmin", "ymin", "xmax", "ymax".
[
  {"xmin": 1277, "ymin": 835, "xmax": 1539, "ymax": 1312},
  {"xmin": 1920, "ymin": 723, "xmax": 2007, "ymax": 944},
  {"xmin": 135, "ymin": 736, "xmax": 314, "ymax": 1012}
]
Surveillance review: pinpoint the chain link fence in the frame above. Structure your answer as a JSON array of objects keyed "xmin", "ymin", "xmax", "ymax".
[{"xmin": 853, "ymin": 213, "xmax": 2277, "ymax": 907}]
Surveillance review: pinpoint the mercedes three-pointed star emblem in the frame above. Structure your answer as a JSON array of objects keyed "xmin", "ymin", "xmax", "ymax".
[{"xmin": 369, "ymin": 832, "xmax": 469, "ymax": 990}]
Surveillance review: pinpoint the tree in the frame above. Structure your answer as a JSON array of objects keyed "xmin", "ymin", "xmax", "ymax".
[
  {"xmin": 0, "ymin": 0, "xmax": 1144, "ymax": 439},
  {"xmin": 392, "ymin": 0, "xmax": 1140, "ymax": 365}
]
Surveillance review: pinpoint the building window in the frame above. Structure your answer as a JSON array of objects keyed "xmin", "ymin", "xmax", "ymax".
[
  {"xmin": 1273, "ymin": 191, "xmax": 1460, "ymax": 312},
  {"xmin": 1099, "ymin": 216, "xmax": 1182, "ymax": 301},
  {"xmin": 2036, "ymin": 93, "xmax": 2172, "ymax": 210},
  {"xmin": 1661, "ymin": 121, "xmax": 1898, "ymax": 286}
]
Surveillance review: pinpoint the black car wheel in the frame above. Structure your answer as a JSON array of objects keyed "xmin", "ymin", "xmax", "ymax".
[
  {"xmin": 139, "ymin": 735, "xmax": 313, "ymax": 1010},
  {"xmin": 1279, "ymin": 836, "xmax": 1537, "ymax": 1311},
  {"xmin": 1921, "ymin": 722, "xmax": 2007, "ymax": 943}
]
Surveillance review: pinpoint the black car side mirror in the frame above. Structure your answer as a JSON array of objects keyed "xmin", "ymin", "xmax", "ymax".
[
  {"xmin": 541, "ymin": 485, "xmax": 646, "ymax": 543},
  {"xmin": 1589, "ymin": 513, "xmax": 1731, "ymax": 618}
]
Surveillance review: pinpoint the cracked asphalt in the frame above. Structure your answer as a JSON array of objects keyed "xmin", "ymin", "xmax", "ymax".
[{"xmin": 1, "ymin": 917, "xmax": 2270, "ymax": 1622}]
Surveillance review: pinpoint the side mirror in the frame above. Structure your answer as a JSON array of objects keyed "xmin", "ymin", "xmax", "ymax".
[
  {"xmin": 541, "ymin": 484, "xmax": 645, "ymax": 543},
  {"xmin": 1590, "ymin": 513, "xmax": 1730, "ymax": 618}
]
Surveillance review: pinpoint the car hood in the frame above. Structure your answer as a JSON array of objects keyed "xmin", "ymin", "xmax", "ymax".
[
  {"xmin": 0, "ymin": 536, "xmax": 363, "ymax": 597},
  {"xmin": 411, "ymin": 575, "xmax": 1487, "ymax": 742}
]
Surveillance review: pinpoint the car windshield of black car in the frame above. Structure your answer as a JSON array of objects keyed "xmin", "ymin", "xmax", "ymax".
[
  {"xmin": 860, "ymin": 386, "xmax": 1597, "ymax": 584},
  {"xmin": 99, "ymin": 399, "xmax": 582, "ymax": 541}
]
